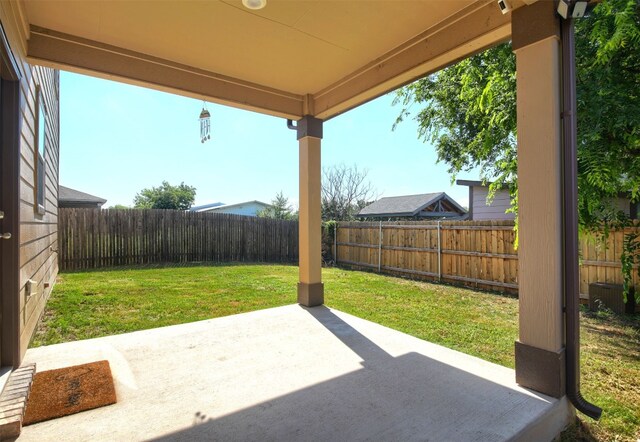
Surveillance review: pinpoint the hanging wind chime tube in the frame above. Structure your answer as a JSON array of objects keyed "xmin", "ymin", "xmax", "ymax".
[{"xmin": 199, "ymin": 103, "xmax": 211, "ymax": 143}]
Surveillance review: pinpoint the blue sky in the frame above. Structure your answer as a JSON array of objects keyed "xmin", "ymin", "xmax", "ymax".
[{"xmin": 60, "ymin": 72, "xmax": 479, "ymax": 208}]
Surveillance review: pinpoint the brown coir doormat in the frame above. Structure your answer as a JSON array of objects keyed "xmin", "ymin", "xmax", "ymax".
[{"xmin": 23, "ymin": 360, "xmax": 117, "ymax": 425}]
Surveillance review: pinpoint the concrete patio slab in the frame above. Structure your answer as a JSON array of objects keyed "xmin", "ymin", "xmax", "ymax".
[{"xmin": 17, "ymin": 305, "xmax": 572, "ymax": 441}]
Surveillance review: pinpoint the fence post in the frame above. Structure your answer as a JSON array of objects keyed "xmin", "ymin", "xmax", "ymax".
[
  {"xmin": 334, "ymin": 223, "xmax": 338, "ymax": 264},
  {"xmin": 378, "ymin": 221, "xmax": 383, "ymax": 272},
  {"xmin": 437, "ymin": 221, "xmax": 442, "ymax": 281}
]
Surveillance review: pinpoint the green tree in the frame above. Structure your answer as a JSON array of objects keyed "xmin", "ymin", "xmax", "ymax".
[
  {"xmin": 258, "ymin": 191, "xmax": 296, "ymax": 220},
  {"xmin": 574, "ymin": 0, "xmax": 640, "ymax": 227},
  {"xmin": 133, "ymin": 181, "xmax": 196, "ymax": 210},
  {"xmin": 108, "ymin": 204, "xmax": 130, "ymax": 210},
  {"xmin": 394, "ymin": 0, "xmax": 640, "ymax": 300},
  {"xmin": 394, "ymin": 0, "xmax": 639, "ymax": 228}
]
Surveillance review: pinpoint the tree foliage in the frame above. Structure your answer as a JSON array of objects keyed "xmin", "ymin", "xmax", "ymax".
[
  {"xmin": 321, "ymin": 164, "xmax": 376, "ymax": 221},
  {"xmin": 394, "ymin": 0, "xmax": 639, "ymax": 228},
  {"xmin": 575, "ymin": 0, "xmax": 640, "ymax": 227},
  {"xmin": 133, "ymin": 181, "xmax": 196, "ymax": 210},
  {"xmin": 258, "ymin": 191, "xmax": 297, "ymax": 220},
  {"xmin": 396, "ymin": 42, "xmax": 517, "ymax": 186},
  {"xmin": 394, "ymin": 43, "xmax": 518, "ymax": 210},
  {"xmin": 394, "ymin": 0, "xmax": 640, "ymax": 299}
]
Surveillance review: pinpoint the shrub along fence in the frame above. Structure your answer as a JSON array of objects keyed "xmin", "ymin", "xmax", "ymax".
[
  {"xmin": 58, "ymin": 208, "xmax": 298, "ymax": 271},
  {"xmin": 335, "ymin": 220, "xmax": 639, "ymax": 297}
]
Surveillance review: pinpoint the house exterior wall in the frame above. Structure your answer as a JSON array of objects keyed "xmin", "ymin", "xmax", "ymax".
[
  {"xmin": 471, "ymin": 186, "xmax": 515, "ymax": 221},
  {"xmin": 607, "ymin": 197, "xmax": 635, "ymax": 218},
  {"xmin": 471, "ymin": 190, "xmax": 634, "ymax": 221},
  {"xmin": 1, "ymin": 4, "xmax": 60, "ymax": 362},
  {"xmin": 18, "ymin": 66, "xmax": 59, "ymax": 357}
]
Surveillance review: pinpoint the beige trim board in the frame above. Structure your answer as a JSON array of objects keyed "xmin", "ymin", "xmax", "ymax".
[
  {"xmin": 24, "ymin": 3, "xmax": 512, "ymax": 122},
  {"xmin": 27, "ymin": 26, "xmax": 305, "ymax": 120},
  {"xmin": 313, "ymin": 0, "xmax": 511, "ymax": 119},
  {"xmin": 516, "ymin": 25, "xmax": 563, "ymax": 352},
  {"xmin": 0, "ymin": 0, "xmax": 29, "ymax": 57},
  {"xmin": 298, "ymin": 135, "xmax": 322, "ymax": 286}
]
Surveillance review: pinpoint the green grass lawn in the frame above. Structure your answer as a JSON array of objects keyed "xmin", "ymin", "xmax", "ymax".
[{"xmin": 32, "ymin": 264, "xmax": 639, "ymax": 441}]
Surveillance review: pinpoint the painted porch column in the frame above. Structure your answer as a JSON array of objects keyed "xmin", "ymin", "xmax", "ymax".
[
  {"xmin": 512, "ymin": 2, "xmax": 565, "ymax": 398},
  {"xmin": 297, "ymin": 115, "xmax": 324, "ymax": 307}
]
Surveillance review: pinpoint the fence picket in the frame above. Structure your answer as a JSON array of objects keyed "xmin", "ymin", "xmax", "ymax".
[
  {"xmin": 336, "ymin": 220, "xmax": 639, "ymax": 296},
  {"xmin": 58, "ymin": 209, "xmax": 299, "ymax": 271},
  {"xmin": 59, "ymin": 211, "xmax": 639, "ymax": 298}
]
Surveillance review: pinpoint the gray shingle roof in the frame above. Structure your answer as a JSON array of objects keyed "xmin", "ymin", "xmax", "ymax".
[
  {"xmin": 357, "ymin": 192, "xmax": 465, "ymax": 217},
  {"xmin": 59, "ymin": 186, "xmax": 106, "ymax": 204}
]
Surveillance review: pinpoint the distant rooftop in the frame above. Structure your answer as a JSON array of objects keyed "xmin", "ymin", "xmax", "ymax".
[
  {"xmin": 59, "ymin": 186, "xmax": 106, "ymax": 205},
  {"xmin": 195, "ymin": 200, "xmax": 271, "ymax": 212},
  {"xmin": 189, "ymin": 202, "xmax": 224, "ymax": 212},
  {"xmin": 190, "ymin": 201, "xmax": 273, "ymax": 216},
  {"xmin": 357, "ymin": 192, "xmax": 466, "ymax": 219},
  {"xmin": 456, "ymin": 180, "xmax": 489, "ymax": 188}
]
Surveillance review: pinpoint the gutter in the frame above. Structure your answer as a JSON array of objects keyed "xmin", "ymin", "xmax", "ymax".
[{"xmin": 560, "ymin": 14, "xmax": 602, "ymax": 420}]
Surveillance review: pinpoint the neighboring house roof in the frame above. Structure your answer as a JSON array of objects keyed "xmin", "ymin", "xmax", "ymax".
[
  {"xmin": 59, "ymin": 185, "xmax": 106, "ymax": 206},
  {"xmin": 456, "ymin": 179, "xmax": 486, "ymax": 187},
  {"xmin": 194, "ymin": 200, "xmax": 272, "ymax": 213},
  {"xmin": 456, "ymin": 179, "xmax": 507, "ymax": 190},
  {"xmin": 189, "ymin": 202, "xmax": 224, "ymax": 212},
  {"xmin": 357, "ymin": 192, "xmax": 466, "ymax": 218}
]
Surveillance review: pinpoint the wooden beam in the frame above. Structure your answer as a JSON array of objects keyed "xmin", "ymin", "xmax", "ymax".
[
  {"xmin": 297, "ymin": 117, "xmax": 323, "ymax": 307},
  {"xmin": 313, "ymin": 0, "xmax": 511, "ymax": 120},
  {"xmin": 27, "ymin": 26, "xmax": 305, "ymax": 119},
  {"xmin": 337, "ymin": 241, "xmax": 518, "ymax": 260},
  {"xmin": 337, "ymin": 259, "xmax": 519, "ymax": 290}
]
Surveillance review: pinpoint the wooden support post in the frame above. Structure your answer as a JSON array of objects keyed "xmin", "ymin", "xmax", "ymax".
[
  {"xmin": 512, "ymin": 1, "xmax": 567, "ymax": 399},
  {"xmin": 296, "ymin": 116, "xmax": 324, "ymax": 307}
]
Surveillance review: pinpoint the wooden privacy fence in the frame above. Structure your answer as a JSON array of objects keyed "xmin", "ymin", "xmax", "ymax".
[
  {"xmin": 59, "ymin": 208, "xmax": 298, "ymax": 271},
  {"xmin": 335, "ymin": 220, "xmax": 640, "ymax": 296}
]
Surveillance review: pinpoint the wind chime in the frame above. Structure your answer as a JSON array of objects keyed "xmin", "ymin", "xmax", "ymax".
[{"xmin": 199, "ymin": 102, "xmax": 211, "ymax": 143}]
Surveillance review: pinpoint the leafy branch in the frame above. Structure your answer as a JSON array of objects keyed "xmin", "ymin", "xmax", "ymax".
[{"xmin": 621, "ymin": 229, "xmax": 639, "ymax": 303}]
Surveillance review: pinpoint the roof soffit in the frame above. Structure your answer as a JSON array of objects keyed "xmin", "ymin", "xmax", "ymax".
[{"xmin": 19, "ymin": 0, "xmax": 515, "ymax": 119}]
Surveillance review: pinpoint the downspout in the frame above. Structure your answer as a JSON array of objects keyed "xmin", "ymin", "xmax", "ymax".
[{"xmin": 560, "ymin": 15, "xmax": 602, "ymax": 420}]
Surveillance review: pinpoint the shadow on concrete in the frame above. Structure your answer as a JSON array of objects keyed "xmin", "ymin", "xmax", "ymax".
[{"xmin": 150, "ymin": 306, "xmax": 555, "ymax": 442}]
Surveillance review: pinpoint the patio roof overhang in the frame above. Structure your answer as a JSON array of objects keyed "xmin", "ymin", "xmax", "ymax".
[
  {"xmin": 0, "ymin": 0, "xmax": 596, "ymax": 429},
  {"xmin": 6, "ymin": 0, "xmax": 522, "ymax": 120}
]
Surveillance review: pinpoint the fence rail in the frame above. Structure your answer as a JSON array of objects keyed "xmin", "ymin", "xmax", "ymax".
[
  {"xmin": 59, "ymin": 208, "xmax": 298, "ymax": 271},
  {"xmin": 59, "ymin": 210, "xmax": 638, "ymax": 297},
  {"xmin": 335, "ymin": 220, "xmax": 639, "ymax": 296}
]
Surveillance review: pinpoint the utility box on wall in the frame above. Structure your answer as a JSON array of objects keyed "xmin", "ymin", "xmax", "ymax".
[{"xmin": 589, "ymin": 282, "xmax": 636, "ymax": 314}]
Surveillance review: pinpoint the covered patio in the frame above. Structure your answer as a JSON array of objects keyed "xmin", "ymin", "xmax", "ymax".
[
  {"xmin": 0, "ymin": 0, "xmax": 594, "ymax": 438},
  {"xmin": 19, "ymin": 305, "xmax": 570, "ymax": 441}
]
